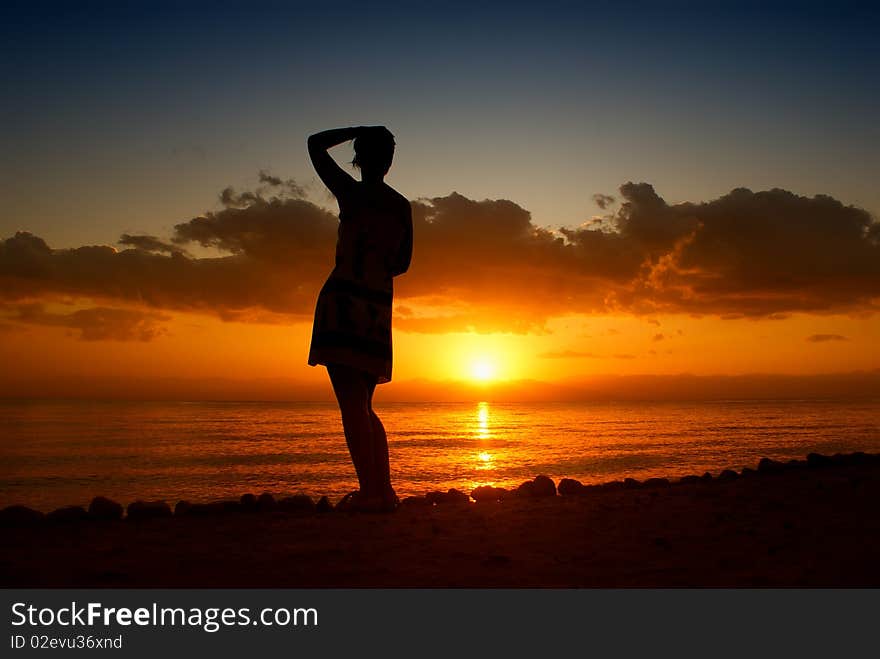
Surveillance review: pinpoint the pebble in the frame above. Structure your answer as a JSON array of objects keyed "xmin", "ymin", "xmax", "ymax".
[
  {"xmin": 257, "ymin": 493, "xmax": 276, "ymax": 511},
  {"xmin": 46, "ymin": 506, "xmax": 90, "ymax": 523},
  {"xmin": 0, "ymin": 505, "xmax": 44, "ymax": 526},
  {"xmin": 471, "ymin": 486, "xmax": 508, "ymax": 502},
  {"xmin": 88, "ymin": 496, "xmax": 123, "ymax": 521},
  {"xmin": 277, "ymin": 495, "xmax": 315, "ymax": 513},
  {"xmin": 558, "ymin": 478, "xmax": 586, "ymax": 496},
  {"xmin": 315, "ymin": 496, "xmax": 332, "ymax": 513},
  {"xmin": 126, "ymin": 500, "xmax": 172, "ymax": 520}
]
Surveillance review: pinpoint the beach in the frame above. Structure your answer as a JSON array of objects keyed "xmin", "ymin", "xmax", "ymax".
[{"xmin": 3, "ymin": 452, "xmax": 879, "ymax": 588}]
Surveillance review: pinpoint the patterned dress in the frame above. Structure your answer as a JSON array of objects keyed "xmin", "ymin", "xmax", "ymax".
[{"xmin": 308, "ymin": 184, "xmax": 412, "ymax": 383}]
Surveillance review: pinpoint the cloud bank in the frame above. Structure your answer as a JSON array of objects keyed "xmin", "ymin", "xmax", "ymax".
[
  {"xmin": 1, "ymin": 303, "xmax": 170, "ymax": 341},
  {"xmin": 1, "ymin": 177, "xmax": 878, "ymax": 337}
]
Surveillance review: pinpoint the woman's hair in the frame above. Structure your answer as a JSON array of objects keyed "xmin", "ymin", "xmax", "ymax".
[{"xmin": 352, "ymin": 127, "xmax": 395, "ymax": 175}]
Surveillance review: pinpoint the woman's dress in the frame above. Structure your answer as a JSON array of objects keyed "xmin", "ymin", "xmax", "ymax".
[{"xmin": 308, "ymin": 185, "xmax": 412, "ymax": 383}]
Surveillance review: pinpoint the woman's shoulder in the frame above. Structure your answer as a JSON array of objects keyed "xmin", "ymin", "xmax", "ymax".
[
  {"xmin": 342, "ymin": 183, "xmax": 409, "ymax": 220},
  {"xmin": 383, "ymin": 185, "xmax": 411, "ymax": 214}
]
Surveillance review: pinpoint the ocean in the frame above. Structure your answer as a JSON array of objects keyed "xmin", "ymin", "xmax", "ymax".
[{"xmin": 1, "ymin": 398, "xmax": 879, "ymax": 511}]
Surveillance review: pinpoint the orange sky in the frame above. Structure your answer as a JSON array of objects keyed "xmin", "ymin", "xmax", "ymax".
[{"xmin": 1, "ymin": 298, "xmax": 879, "ymax": 401}]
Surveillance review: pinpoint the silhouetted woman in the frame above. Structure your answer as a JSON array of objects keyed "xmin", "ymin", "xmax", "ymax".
[{"xmin": 307, "ymin": 126, "xmax": 412, "ymax": 513}]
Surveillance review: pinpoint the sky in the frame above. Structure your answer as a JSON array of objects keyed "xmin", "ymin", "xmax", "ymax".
[{"xmin": 1, "ymin": 1, "xmax": 879, "ymax": 399}]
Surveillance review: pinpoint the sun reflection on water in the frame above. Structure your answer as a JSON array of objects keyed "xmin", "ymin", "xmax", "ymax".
[
  {"xmin": 474, "ymin": 401, "xmax": 490, "ymax": 439},
  {"xmin": 476, "ymin": 450, "xmax": 494, "ymax": 470},
  {"xmin": 472, "ymin": 402, "xmax": 495, "ymax": 471}
]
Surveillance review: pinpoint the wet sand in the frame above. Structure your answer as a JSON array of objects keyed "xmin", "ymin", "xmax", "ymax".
[{"xmin": 2, "ymin": 455, "xmax": 880, "ymax": 587}]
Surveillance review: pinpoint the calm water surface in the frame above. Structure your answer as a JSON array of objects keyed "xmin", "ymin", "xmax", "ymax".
[{"xmin": 1, "ymin": 398, "xmax": 878, "ymax": 510}]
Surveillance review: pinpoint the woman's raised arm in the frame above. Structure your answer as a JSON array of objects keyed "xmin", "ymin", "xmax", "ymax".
[{"xmin": 307, "ymin": 127, "xmax": 363, "ymax": 198}]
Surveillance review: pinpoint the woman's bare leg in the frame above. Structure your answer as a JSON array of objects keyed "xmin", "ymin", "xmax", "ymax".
[
  {"xmin": 365, "ymin": 378, "xmax": 395, "ymax": 501},
  {"xmin": 327, "ymin": 364, "xmax": 374, "ymax": 495}
]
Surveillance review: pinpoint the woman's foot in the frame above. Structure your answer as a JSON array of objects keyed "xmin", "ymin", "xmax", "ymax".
[
  {"xmin": 334, "ymin": 490, "xmax": 362, "ymax": 512},
  {"xmin": 353, "ymin": 493, "xmax": 398, "ymax": 513},
  {"xmin": 335, "ymin": 486, "xmax": 399, "ymax": 514},
  {"xmin": 381, "ymin": 487, "xmax": 399, "ymax": 511},
  {"xmin": 341, "ymin": 491, "xmax": 398, "ymax": 513}
]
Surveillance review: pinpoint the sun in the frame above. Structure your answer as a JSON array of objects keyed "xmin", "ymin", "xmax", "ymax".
[{"xmin": 470, "ymin": 359, "xmax": 496, "ymax": 382}]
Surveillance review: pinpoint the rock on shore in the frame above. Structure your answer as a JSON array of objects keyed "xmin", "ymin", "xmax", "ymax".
[{"xmin": 3, "ymin": 451, "xmax": 880, "ymax": 528}]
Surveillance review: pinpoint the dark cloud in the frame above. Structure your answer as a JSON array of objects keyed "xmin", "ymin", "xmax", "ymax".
[
  {"xmin": 218, "ymin": 187, "xmax": 262, "ymax": 209},
  {"xmin": 1, "ymin": 178, "xmax": 878, "ymax": 333},
  {"xmin": 592, "ymin": 193, "xmax": 616, "ymax": 210},
  {"xmin": 562, "ymin": 183, "xmax": 880, "ymax": 317},
  {"xmin": 258, "ymin": 171, "xmax": 284, "ymax": 186},
  {"xmin": 1, "ymin": 303, "xmax": 170, "ymax": 341},
  {"xmin": 807, "ymin": 334, "xmax": 849, "ymax": 342},
  {"xmin": 172, "ymin": 197, "xmax": 336, "ymax": 266},
  {"xmin": 0, "ymin": 177, "xmax": 341, "ymax": 323},
  {"xmin": 258, "ymin": 170, "xmax": 307, "ymax": 197},
  {"xmin": 652, "ymin": 333, "xmax": 665, "ymax": 342},
  {"xmin": 0, "ymin": 225, "xmax": 332, "ymax": 321},
  {"xmin": 118, "ymin": 234, "xmax": 190, "ymax": 256},
  {"xmin": 218, "ymin": 173, "xmax": 306, "ymax": 210}
]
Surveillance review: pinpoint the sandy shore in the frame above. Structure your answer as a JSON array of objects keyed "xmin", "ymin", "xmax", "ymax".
[{"xmin": 3, "ymin": 453, "xmax": 880, "ymax": 587}]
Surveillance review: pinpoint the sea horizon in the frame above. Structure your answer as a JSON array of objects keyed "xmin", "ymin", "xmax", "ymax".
[{"xmin": 3, "ymin": 396, "xmax": 878, "ymax": 512}]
